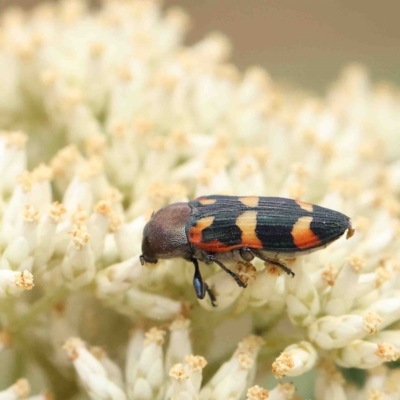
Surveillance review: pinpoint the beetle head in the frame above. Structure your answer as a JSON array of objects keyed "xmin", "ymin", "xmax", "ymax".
[{"xmin": 140, "ymin": 202, "xmax": 192, "ymax": 265}]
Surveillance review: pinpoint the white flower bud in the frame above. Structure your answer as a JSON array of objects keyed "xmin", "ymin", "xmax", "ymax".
[
  {"xmin": 2, "ymin": 205, "xmax": 39, "ymax": 272},
  {"xmin": 2, "ymin": 237, "xmax": 31, "ymax": 271},
  {"xmin": 96, "ymin": 255, "xmax": 181, "ymax": 319},
  {"xmin": 50, "ymin": 145, "xmax": 83, "ymax": 193},
  {"xmin": 310, "ymin": 263, "xmax": 338, "ymax": 291},
  {"xmin": 322, "ymin": 256, "xmax": 363, "ymax": 316},
  {"xmin": 239, "ymin": 67, "xmax": 271, "ymax": 103},
  {"xmin": 88, "ymin": 200, "xmax": 111, "ymax": 260},
  {"xmin": 102, "ymin": 233, "xmax": 120, "ymax": 266},
  {"xmin": 199, "ymin": 355, "xmax": 253, "ymax": 400},
  {"xmin": 233, "ymin": 335, "xmax": 265, "ymax": 394},
  {"xmin": 64, "ymin": 103, "xmax": 104, "ymax": 155},
  {"xmin": 0, "ymin": 132, "xmax": 27, "ymax": 196},
  {"xmin": 127, "ymin": 327, "xmax": 166, "ymax": 400},
  {"xmin": 354, "ymin": 267, "xmax": 392, "ymax": 309},
  {"xmin": 184, "ymin": 355, "xmax": 207, "ymax": 394},
  {"xmin": 33, "ymin": 202, "xmax": 67, "ymax": 272},
  {"xmin": 366, "ymin": 294, "xmax": 400, "ymax": 329},
  {"xmin": 314, "ymin": 362, "xmax": 346, "ymax": 400},
  {"xmin": 268, "ymin": 382, "xmax": 296, "ymax": 400},
  {"xmin": 96, "ymin": 256, "xmax": 147, "ymax": 302},
  {"xmin": 308, "ymin": 312, "xmax": 382, "ymax": 349},
  {"xmin": 51, "ymin": 206, "xmax": 87, "ymax": 257},
  {"xmin": 235, "ymin": 263, "xmax": 280, "ymax": 313},
  {"xmin": 285, "ymin": 262, "xmax": 320, "ymax": 326},
  {"xmin": 0, "ymin": 270, "xmax": 34, "ymax": 298},
  {"xmin": 125, "ymin": 328, "xmax": 145, "ymax": 390},
  {"xmin": 265, "ymin": 277, "xmax": 287, "ymax": 315},
  {"xmin": 200, "ymin": 335, "xmax": 263, "ymax": 400},
  {"xmin": 246, "ymin": 385, "xmax": 269, "ymax": 400},
  {"xmin": 357, "ymin": 211, "xmax": 395, "ymax": 256},
  {"xmin": 272, "ymin": 341, "xmax": 317, "ymax": 378},
  {"xmin": 113, "ymin": 217, "xmax": 146, "ymax": 261},
  {"xmin": 87, "ymin": 347, "xmax": 123, "ymax": 389},
  {"xmin": 2, "ymin": 171, "xmax": 35, "ymax": 231},
  {"xmin": 230, "ymin": 156, "xmax": 266, "ymax": 195},
  {"xmin": 19, "ymin": 205, "xmax": 39, "ymax": 250},
  {"xmin": 195, "ymin": 168, "xmax": 233, "ymax": 198},
  {"xmin": 63, "ymin": 338, "xmax": 127, "ymax": 400},
  {"xmin": 165, "ymin": 317, "xmax": 192, "ymax": 372},
  {"xmin": 61, "ymin": 226, "xmax": 95, "ymax": 289},
  {"xmin": 125, "ymin": 288, "xmax": 182, "ymax": 321},
  {"xmin": 198, "ymin": 270, "xmax": 243, "ymax": 311},
  {"xmin": 361, "ymin": 366, "xmax": 392, "ymax": 396},
  {"xmin": 0, "ymin": 378, "xmax": 30, "ymax": 400},
  {"xmin": 30, "ymin": 164, "xmax": 53, "ymax": 213},
  {"xmin": 128, "ymin": 378, "xmax": 152, "ymax": 400},
  {"xmin": 63, "ymin": 176, "xmax": 93, "ymax": 215},
  {"xmin": 368, "ymin": 330, "xmax": 400, "ymax": 349},
  {"xmin": 105, "ymin": 125, "xmax": 140, "ymax": 190},
  {"xmin": 48, "ymin": 305, "xmax": 79, "ymax": 369},
  {"xmin": 333, "ymin": 340, "xmax": 399, "ymax": 369},
  {"xmin": 382, "ymin": 369, "xmax": 400, "ymax": 398},
  {"xmin": 168, "ymin": 363, "xmax": 197, "ymax": 400}
]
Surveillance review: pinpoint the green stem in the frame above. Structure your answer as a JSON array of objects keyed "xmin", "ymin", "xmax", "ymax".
[{"xmin": 9, "ymin": 286, "xmax": 69, "ymax": 333}]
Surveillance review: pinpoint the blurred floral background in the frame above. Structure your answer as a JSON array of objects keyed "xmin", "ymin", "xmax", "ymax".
[
  {"xmin": 0, "ymin": 1, "xmax": 399, "ymax": 400},
  {"xmin": 3, "ymin": 0, "xmax": 400, "ymax": 92}
]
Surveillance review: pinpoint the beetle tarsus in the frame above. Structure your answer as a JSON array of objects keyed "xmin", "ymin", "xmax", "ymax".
[
  {"xmin": 260, "ymin": 257, "xmax": 295, "ymax": 277},
  {"xmin": 204, "ymin": 282, "xmax": 217, "ymax": 307},
  {"xmin": 206, "ymin": 255, "xmax": 247, "ymax": 288}
]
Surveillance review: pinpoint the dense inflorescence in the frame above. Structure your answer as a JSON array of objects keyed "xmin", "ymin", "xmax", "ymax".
[{"xmin": 0, "ymin": 1, "xmax": 400, "ymax": 399}]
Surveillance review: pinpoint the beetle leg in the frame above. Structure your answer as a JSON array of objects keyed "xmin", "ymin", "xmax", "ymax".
[
  {"xmin": 192, "ymin": 258, "xmax": 206, "ymax": 298},
  {"xmin": 240, "ymin": 247, "xmax": 254, "ymax": 261},
  {"xmin": 257, "ymin": 255, "xmax": 295, "ymax": 277},
  {"xmin": 204, "ymin": 282, "xmax": 217, "ymax": 307},
  {"xmin": 191, "ymin": 258, "xmax": 217, "ymax": 306},
  {"xmin": 205, "ymin": 255, "xmax": 247, "ymax": 288}
]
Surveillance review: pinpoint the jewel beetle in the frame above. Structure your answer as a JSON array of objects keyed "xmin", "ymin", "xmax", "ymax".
[{"xmin": 140, "ymin": 195, "xmax": 354, "ymax": 306}]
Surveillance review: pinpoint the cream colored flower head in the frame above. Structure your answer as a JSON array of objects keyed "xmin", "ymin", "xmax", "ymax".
[{"xmin": 0, "ymin": 1, "xmax": 400, "ymax": 399}]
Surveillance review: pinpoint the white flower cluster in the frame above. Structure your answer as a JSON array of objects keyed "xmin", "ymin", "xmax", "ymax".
[
  {"xmin": 0, "ymin": 0, "xmax": 400, "ymax": 399},
  {"xmin": 60, "ymin": 321, "xmax": 286, "ymax": 400}
]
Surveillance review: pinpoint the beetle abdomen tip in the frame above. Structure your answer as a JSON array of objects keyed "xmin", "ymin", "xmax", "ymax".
[{"xmin": 346, "ymin": 222, "xmax": 355, "ymax": 239}]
